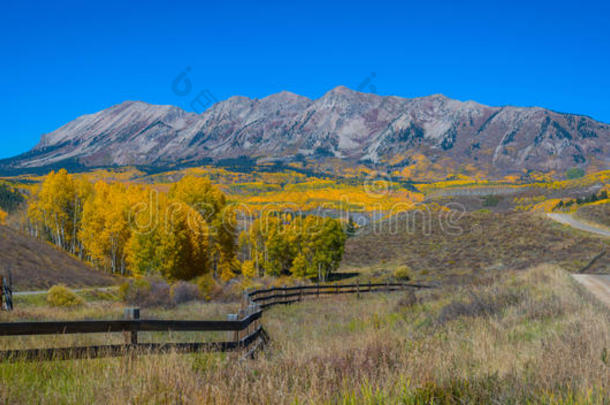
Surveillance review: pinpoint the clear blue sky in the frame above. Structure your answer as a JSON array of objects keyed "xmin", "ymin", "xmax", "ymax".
[{"xmin": 2, "ymin": 0, "xmax": 610, "ymax": 158}]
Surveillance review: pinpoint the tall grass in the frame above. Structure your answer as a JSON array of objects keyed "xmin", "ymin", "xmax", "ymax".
[{"xmin": 0, "ymin": 264, "xmax": 608, "ymax": 403}]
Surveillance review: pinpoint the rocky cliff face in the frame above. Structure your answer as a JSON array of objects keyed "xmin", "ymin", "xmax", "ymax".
[{"xmin": 4, "ymin": 86, "xmax": 609, "ymax": 175}]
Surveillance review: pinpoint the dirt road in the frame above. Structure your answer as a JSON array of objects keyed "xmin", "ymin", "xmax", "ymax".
[
  {"xmin": 547, "ymin": 213, "xmax": 610, "ymax": 238},
  {"xmin": 572, "ymin": 274, "xmax": 610, "ymax": 308},
  {"xmin": 13, "ymin": 286, "xmax": 115, "ymax": 296}
]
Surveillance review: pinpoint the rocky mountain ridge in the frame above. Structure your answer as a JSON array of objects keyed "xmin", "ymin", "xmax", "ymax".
[{"xmin": 3, "ymin": 86, "xmax": 609, "ymax": 175}]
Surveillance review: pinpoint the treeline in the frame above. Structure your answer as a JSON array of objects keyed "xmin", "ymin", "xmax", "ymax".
[
  {"xmin": 554, "ymin": 189, "xmax": 608, "ymax": 210},
  {"xmin": 26, "ymin": 170, "xmax": 347, "ymax": 282},
  {"xmin": 0, "ymin": 183, "xmax": 25, "ymax": 212}
]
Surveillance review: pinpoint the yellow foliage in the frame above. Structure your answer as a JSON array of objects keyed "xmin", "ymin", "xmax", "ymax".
[
  {"xmin": 581, "ymin": 198, "xmax": 610, "ymax": 207},
  {"xmin": 241, "ymin": 260, "xmax": 257, "ymax": 278},
  {"xmin": 218, "ymin": 260, "xmax": 236, "ymax": 282},
  {"xmin": 393, "ymin": 265, "xmax": 412, "ymax": 280},
  {"xmin": 46, "ymin": 285, "xmax": 84, "ymax": 307},
  {"xmin": 28, "ymin": 169, "xmax": 92, "ymax": 252},
  {"xmin": 194, "ymin": 273, "xmax": 218, "ymax": 300},
  {"xmin": 126, "ymin": 194, "xmax": 210, "ymax": 281},
  {"xmin": 0, "ymin": 208, "xmax": 6, "ymax": 225},
  {"xmin": 242, "ymin": 183, "xmax": 422, "ymax": 212},
  {"xmin": 529, "ymin": 198, "xmax": 562, "ymax": 213},
  {"xmin": 79, "ymin": 181, "xmax": 136, "ymax": 273}
]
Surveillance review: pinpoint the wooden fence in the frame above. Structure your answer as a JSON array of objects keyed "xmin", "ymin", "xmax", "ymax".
[
  {"xmin": 0, "ymin": 281, "xmax": 430, "ymax": 362},
  {"xmin": 245, "ymin": 281, "xmax": 433, "ymax": 309}
]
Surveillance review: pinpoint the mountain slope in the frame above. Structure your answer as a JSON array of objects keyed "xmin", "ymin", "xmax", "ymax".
[
  {"xmin": 3, "ymin": 87, "xmax": 609, "ymax": 175},
  {"xmin": 0, "ymin": 225, "xmax": 117, "ymax": 290}
]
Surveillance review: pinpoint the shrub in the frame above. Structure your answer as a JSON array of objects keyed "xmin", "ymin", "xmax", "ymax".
[
  {"xmin": 46, "ymin": 285, "xmax": 84, "ymax": 307},
  {"xmin": 393, "ymin": 265, "xmax": 412, "ymax": 281},
  {"xmin": 396, "ymin": 290, "xmax": 417, "ymax": 309},
  {"xmin": 482, "ymin": 194, "xmax": 500, "ymax": 207},
  {"xmin": 194, "ymin": 273, "xmax": 220, "ymax": 301},
  {"xmin": 119, "ymin": 277, "xmax": 172, "ymax": 308},
  {"xmin": 566, "ymin": 167, "xmax": 585, "ymax": 179},
  {"xmin": 170, "ymin": 281, "xmax": 200, "ymax": 304}
]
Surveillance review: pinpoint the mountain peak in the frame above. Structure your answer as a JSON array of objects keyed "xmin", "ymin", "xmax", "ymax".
[
  {"xmin": 3, "ymin": 87, "xmax": 608, "ymax": 175},
  {"xmin": 325, "ymin": 85, "xmax": 361, "ymax": 97},
  {"xmin": 262, "ymin": 90, "xmax": 311, "ymax": 103}
]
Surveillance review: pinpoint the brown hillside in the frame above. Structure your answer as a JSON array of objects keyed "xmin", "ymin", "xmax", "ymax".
[
  {"xmin": 0, "ymin": 225, "xmax": 117, "ymax": 290},
  {"xmin": 343, "ymin": 211, "xmax": 610, "ymax": 282}
]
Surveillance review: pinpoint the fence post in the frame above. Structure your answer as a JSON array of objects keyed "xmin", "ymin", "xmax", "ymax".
[
  {"xmin": 369, "ymin": 280, "xmax": 372, "ymax": 293},
  {"xmin": 386, "ymin": 280, "xmax": 389, "ymax": 292},
  {"xmin": 356, "ymin": 280, "xmax": 360, "ymax": 298},
  {"xmin": 242, "ymin": 290, "xmax": 249, "ymax": 311},
  {"xmin": 317, "ymin": 281, "xmax": 320, "ymax": 298},
  {"xmin": 283, "ymin": 284, "xmax": 287, "ymax": 304},
  {"xmin": 124, "ymin": 308, "xmax": 139, "ymax": 345},
  {"xmin": 299, "ymin": 283, "xmax": 303, "ymax": 302},
  {"xmin": 227, "ymin": 313, "xmax": 238, "ymax": 346},
  {"xmin": 3, "ymin": 271, "xmax": 13, "ymax": 311},
  {"xmin": 247, "ymin": 304, "xmax": 255, "ymax": 337}
]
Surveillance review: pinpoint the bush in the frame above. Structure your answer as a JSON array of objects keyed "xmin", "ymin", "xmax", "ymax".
[
  {"xmin": 396, "ymin": 290, "xmax": 417, "ymax": 309},
  {"xmin": 170, "ymin": 281, "xmax": 200, "ymax": 304},
  {"xmin": 46, "ymin": 285, "xmax": 84, "ymax": 307},
  {"xmin": 566, "ymin": 167, "xmax": 585, "ymax": 179},
  {"xmin": 393, "ymin": 265, "xmax": 412, "ymax": 281},
  {"xmin": 119, "ymin": 277, "xmax": 172, "ymax": 308},
  {"xmin": 482, "ymin": 195, "xmax": 500, "ymax": 207},
  {"xmin": 194, "ymin": 273, "xmax": 220, "ymax": 301}
]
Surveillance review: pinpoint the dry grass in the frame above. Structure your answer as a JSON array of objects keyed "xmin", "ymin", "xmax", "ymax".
[
  {"xmin": 342, "ymin": 210, "xmax": 610, "ymax": 283},
  {"xmin": 0, "ymin": 264, "xmax": 608, "ymax": 403},
  {"xmin": 577, "ymin": 202, "xmax": 610, "ymax": 228},
  {"xmin": 0, "ymin": 225, "xmax": 118, "ymax": 290}
]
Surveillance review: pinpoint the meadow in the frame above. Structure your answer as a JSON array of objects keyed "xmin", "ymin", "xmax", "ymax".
[
  {"xmin": 0, "ymin": 166, "xmax": 608, "ymax": 403},
  {"xmin": 0, "ymin": 265, "xmax": 608, "ymax": 403}
]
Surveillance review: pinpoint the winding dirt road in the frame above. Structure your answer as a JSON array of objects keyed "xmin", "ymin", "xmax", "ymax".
[
  {"xmin": 572, "ymin": 274, "xmax": 610, "ymax": 308},
  {"xmin": 546, "ymin": 213, "xmax": 610, "ymax": 307},
  {"xmin": 547, "ymin": 213, "xmax": 610, "ymax": 238}
]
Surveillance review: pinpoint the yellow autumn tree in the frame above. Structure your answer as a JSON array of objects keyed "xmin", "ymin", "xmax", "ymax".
[
  {"xmin": 126, "ymin": 195, "xmax": 210, "ymax": 280},
  {"xmin": 79, "ymin": 181, "xmax": 136, "ymax": 273},
  {"xmin": 169, "ymin": 175, "xmax": 238, "ymax": 279},
  {"xmin": 0, "ymin": 208, "xmax": 7, "ymax": 225},
  {"xmin": 27, "ymin": 169, "xmax": 92, "ymax": 254},
  {"xmin": 243, "ymin": 212, "xmax": 346, "ymax": 280}
]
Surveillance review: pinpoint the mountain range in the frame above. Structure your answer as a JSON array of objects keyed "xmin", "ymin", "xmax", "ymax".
[{"xmin": 3, "ymin": 86, "xmax": 609, "ymax": 176}]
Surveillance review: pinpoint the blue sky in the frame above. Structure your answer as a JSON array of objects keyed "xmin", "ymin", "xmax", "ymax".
[{"xmin": 2, "ymin": 0, "xmax": 610, "ymax": 158}]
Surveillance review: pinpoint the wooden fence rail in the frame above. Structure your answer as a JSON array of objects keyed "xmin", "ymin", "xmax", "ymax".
[
  {"xmin": 0, "ymin": 281, "xmax": 431, "ymax": 362},
  {"xmin": 0, "ymin": 311, "xmax": 263, "ymax": 337},
  {"xmin": 246, "ymin": 282, "xmax": 432, "ymax": 309}
]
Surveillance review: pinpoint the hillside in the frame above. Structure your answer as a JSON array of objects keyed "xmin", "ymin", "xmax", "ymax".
[
  {"xmin": 2, "ymin": 87, "xmax": 609, "ymax": 176},
  {"xmin": 0, "ymin": 225, "xmax": 117, "ymax": 290},
  {"xmin": 576, "ymin": 201, "xmax": 610, "ymax": 228},
  {"xmin": 342, "ymin": 210, "xmax": 610, "ymax": 281}
]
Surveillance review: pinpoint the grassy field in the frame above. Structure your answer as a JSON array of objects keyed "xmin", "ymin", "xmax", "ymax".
[
  {"xmin": 0, "ymin": 264, "xmax": 608, "ymax": 403},
  {"xmin": 1, "ymin": 168, "xmax": 609, "ymax": 403},
  {"xmin": 576, "ymin": 202, "xmax": 610, "ymax": 228},
  {"xmin": 342, "ymin": 210, "xmax": 610, "ymax": 283}
]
